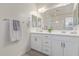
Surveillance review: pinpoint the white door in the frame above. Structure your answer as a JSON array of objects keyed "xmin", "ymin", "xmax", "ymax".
[
  {"xmin": 52, "ymin": 40, "xmax": 63, "ymax": 56},
  {"xmin": 31, "ymin": 34, "xmax": 42, "ymax": 52},
  {"xmin": 64, "ymin": 41, "xmax": 78, "ymax": 56}
]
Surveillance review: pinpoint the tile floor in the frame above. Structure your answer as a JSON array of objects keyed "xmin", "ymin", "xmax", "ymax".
[{"xmin": 23, "ymin": 49, "xmax": 47, "ymax": 56}]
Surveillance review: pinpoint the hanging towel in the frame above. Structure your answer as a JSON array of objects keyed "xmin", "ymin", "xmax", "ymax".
[
  {"xmin": 9, "ymin": 20, "xmax": 22, "ymax": 42},
  {"xmin": 13, "ymin": 20, "xmax": 20, "ymax": 31}
]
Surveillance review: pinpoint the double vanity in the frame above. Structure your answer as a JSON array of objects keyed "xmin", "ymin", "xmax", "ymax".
[
  {"xmin": 30, "ymin": 30, "xmax": 79, "ymax": 56},
  {"xmin": 29, "ymin": 3, "xmax": 79, "ymax": 56}
]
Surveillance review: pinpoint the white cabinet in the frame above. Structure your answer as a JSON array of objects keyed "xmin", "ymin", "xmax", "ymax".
[
  {"xmin": 64, "ymin": 41, "xmax": 78, "ymax": 56},
  {"xmin": 52, "ymin": 40, "xmax": 63, "ymax": 56},
  {"xmin": 51, "ymin": 36, "xmax": 79, "ymax": 56},
  {"xmin": 31, "ymin": 34, "xmax": 42, "ymax": 52},
  {"xmin": 31, "ymin": 33, "xmax": 79, "ymax": 56},
  {"xmin": 64, "ymin": 37, "xmax": 79, "ymax": 56},
  {"xmin": 52, "ymin": 39, "xmax": 78, "ymax": 56},
  {"xmin": 41, "ymin": 35, "xmax": 52, "ymax": 55},
  {"xmin": 51, "ymin": 35, "xmax": 64, "ymax": 56},
  {"xmin": 31, "ymin": 34, "xmax": 52, "ymax": 55}
]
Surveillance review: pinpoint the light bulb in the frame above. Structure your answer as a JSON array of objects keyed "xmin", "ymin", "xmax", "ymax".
[{"xmin": 55, "ymin": 21, "xmax": 59, "ymax": 24}]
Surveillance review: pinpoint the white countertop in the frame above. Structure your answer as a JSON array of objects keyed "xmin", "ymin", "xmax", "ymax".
[{"xmin": 31, "ymin": 30, "xmax": 79, "ymax": 37}]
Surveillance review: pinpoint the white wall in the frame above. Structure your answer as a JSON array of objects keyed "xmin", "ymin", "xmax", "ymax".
[{"xmin": 0, "ymin": 3, "xmax": 35, "ymax": 56}]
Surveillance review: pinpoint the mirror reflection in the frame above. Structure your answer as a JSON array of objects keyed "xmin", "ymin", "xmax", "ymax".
[{"xmin": 31, "ymin": 3, "xmax": 78, "ymax": 31}]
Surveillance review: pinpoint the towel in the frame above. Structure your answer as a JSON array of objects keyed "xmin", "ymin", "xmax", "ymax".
[{"xmin": 9, "ymin": 20, "xmax": 22, "ymax": 42}]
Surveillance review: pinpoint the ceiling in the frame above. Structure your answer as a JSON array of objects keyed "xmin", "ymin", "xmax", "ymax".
[
  {"xmin": 35, "ymin": 3, "xmax": 58, "ymax": 9},
  {"xmin": 45, "ymin": 3, "xmax": 74, "ymax": 16},
  {"xmin": 35, "ymin": 3, "xmax": 75, "ymax": 17}
]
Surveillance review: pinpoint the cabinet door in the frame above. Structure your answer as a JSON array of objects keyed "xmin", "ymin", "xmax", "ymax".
[
  {"xmin": 31, "ymin": 35, "xmax": 42, "ymax": 52},
  {"xmin": 64, "ymin": 41, "xmax": 78, "ymax": 56},
  {"xmin": 52, "ymin": 40, "xmax": 63, "ymax": 56}
]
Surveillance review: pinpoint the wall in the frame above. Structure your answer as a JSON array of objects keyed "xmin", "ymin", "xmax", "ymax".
[{"xmin": 0, "ymin": 3, "xmax": 36, "ymax": 56}]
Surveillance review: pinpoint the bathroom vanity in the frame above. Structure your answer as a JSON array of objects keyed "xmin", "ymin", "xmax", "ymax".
[
  {"xmin": 30, "ymin": 30, "xmax": 79, "ymax": 56},
  {"xmin": 30, "ymin": 3, "xmax": 79, "ymax": 56}
]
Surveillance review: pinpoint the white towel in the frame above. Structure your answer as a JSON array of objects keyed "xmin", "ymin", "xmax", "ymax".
[{"xmin": 9, "ymin": 20, "xmax": 22, "ymax": 42}]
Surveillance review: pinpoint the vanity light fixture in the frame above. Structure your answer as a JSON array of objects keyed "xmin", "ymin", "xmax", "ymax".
[
  {"xmin": 38, "ymin": 7, "xmax": 47, "ymax": 13},
  {"xmin": 30, "ymin": 11, "xmax": 38, "ymax": 16},
  {"xmin": 38, "ymin": 3, "xmax": 71, "ymax": 13},
  {"xmin": 55, "ymin": 21, "xmax": 59, "ymax": 24}
]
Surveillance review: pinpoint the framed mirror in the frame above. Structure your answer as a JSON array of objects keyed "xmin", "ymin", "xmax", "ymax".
[
  {"xmin": 32, "ymin": 15, "xmax": 37, "ymax": 28},
  {"xmin": 36, "ymin": 3, "xmax": 78, "ymax": 30}
]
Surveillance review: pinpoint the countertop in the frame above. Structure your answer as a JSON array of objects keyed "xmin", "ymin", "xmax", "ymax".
[{"xmin": 31, "ymin": 30, "xmax": 79, "ymax": 37}]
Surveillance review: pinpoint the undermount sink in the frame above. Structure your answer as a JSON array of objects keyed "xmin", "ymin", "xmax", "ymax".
[
  {"xmin": 61, "ymin": 31, "xmax": 66, "ymax": 33},
  {"xmin": 70, "ymin": 32, "xmax": 77, "ymax": 34},
  {"xmin": 61, "ymin": 30, "xmax": 77, "ymax": 34}
]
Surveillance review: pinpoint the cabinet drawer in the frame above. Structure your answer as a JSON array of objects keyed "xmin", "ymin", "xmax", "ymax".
[
  {"xmin": 42, "ymin": 46, "xmax": 51, "ymax": 55},
  {"xmin": 31, "ymin": 34, "xmax": 42, "ymax": 38},
  {"xmin": 42, "ymin": 41, "xmax": 51, "ymax": 47},
  {"xmin": 43, "ymin": 38, "xmax": 51, "ymax": 43},
  {"xmin": 42, "ymin": 35, "xmax": 51, "ymax": 45},
  {"xmin": 42, "ymin": 45, "xmax": 51, "ymax": 50},
  {"xmin": 43, "ymin": 34, "xmax": 51, "ymax": 38}
]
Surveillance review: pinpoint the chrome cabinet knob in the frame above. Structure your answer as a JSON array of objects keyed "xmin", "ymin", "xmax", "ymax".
[{"xmin": 35, "ymin": 38, "xmax": 37, "ymax": 41}]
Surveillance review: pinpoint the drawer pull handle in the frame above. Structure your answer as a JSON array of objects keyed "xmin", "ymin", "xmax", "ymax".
[
  {"xmin": 45, "ymin": 42, "xmax": 48, "ymax": 44},
  {"xmin": 44, "ymin": 49, "xmax": 48, "ymax": 52},
  {"xmin": 35, "ymin": 38, "xmax": 37, "ymax": 41},
  {"xmin": 45, "ymin": 36, "xmax": 48, "ymax": 37},
  {"xmin": 61, "ymin": 42, "xmax": 65, "ymax": 48}
]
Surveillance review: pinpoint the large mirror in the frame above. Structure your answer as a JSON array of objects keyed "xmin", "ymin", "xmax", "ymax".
[{"xmin": 31, "ymin": 3, "xmax": 78, "ymax": 31}]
